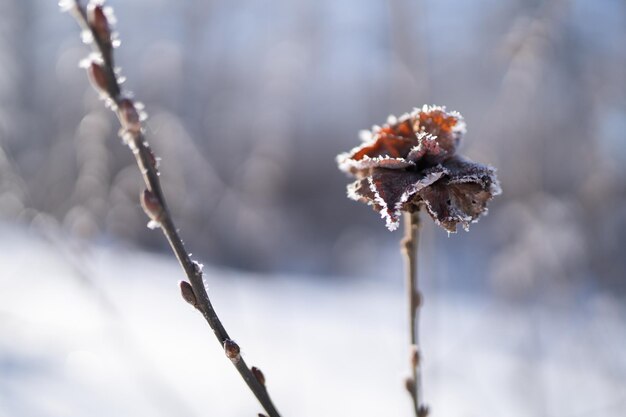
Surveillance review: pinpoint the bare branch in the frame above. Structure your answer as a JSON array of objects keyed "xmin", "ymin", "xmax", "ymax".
[
  {"xmin": 402, "ymin": 209, "xmax": 428, "ymax": 417},
  {"xmin": 62, "ymin": 2, "xmax": 281, "ymax": 415}
]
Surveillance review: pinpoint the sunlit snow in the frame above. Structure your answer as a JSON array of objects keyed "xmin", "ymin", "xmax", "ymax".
[{"xmin": 0, "ymin": 223, "xmax": 624, "ymax": 417}]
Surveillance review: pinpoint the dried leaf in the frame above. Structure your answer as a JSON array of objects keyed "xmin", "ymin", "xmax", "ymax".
[
  {"xmin": 366, "ymin": 168, "xmax": 445, "ymax": 231},
  {"xmin": 407, "ymin": 133, "xmax": 447, "ymax": 165},
  {"xmin": 414, "ymin": 105, "xmax": 465, "ymax": 155},
  {"xmin": 418, "ymin": 158, "xmax": 500, "ymax": 233}
]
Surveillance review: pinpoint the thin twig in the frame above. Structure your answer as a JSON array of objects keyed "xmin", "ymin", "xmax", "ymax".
[
  {"xmin": 402, "ymin": 209, "xmax": 428, "ymax": 417},
  {"xmin": 63, "ymin": 2, "xmax": 280, "ymax": 416}
]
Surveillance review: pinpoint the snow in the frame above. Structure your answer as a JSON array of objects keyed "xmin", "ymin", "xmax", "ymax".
[{"xmin": 0, "ymin": 223, "xmax": 624, "ymax": 417}]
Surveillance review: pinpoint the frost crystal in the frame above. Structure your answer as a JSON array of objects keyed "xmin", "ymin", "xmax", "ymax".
[
  {"xmin": 192, "ymin": 260, "xmax": 204, "ymax": 274},
  {"xmin": 147, "ymin": 219, "xmax": 160, "ymax": 230},
  {"xmin": 81, "ymin": 29, "xmax": 94, "ymax": 44},
  {"xmin": 336, "ymin": 105, "xmax": 501, "ymax": 233},
  {"xmin": 58, "ymin": 0, "xmax": 76, "ymax": 12}
]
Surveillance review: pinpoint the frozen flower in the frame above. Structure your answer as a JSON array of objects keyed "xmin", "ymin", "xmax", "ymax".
[{"xmin": 337, "ymin": 105, "xmax": 501, "ymax": 232}]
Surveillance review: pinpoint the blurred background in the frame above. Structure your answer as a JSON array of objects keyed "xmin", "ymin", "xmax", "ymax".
[{"xmin": 0, "ymin": 0, "xmax": 625, "ymax": 416}]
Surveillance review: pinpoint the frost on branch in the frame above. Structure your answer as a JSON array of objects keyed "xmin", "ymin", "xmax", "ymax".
[{"xmin": 337, "ymin": 105, "xmax": 501, "ymax": 233}]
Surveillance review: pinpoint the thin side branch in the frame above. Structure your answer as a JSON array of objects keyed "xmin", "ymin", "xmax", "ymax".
[
  {"xmin": 63, "ymin": 2, "xmax": 280, "ymax": 416},
  {"xmin": 402, "ymin": 209, "xmax": 428, "ymax": 417}
]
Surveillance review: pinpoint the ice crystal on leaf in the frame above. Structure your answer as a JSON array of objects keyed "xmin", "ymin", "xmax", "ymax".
[{"xmin": 336, "ymin": 105, "xmax": 501, "ymax": 232}]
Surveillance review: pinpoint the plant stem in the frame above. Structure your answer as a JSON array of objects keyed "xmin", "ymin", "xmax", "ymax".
[
  {"xmin": 402, "ymin": 209, "xmax": 428, "ymax": 417},
  {"xmin": 65, "ymin": 2, "xmax": 281, "ymax": 416}
]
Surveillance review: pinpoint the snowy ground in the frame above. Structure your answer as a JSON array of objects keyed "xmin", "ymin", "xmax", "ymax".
[{"xmin": 1, "ymin": 223, "xmax": 625, "ymax": 417}]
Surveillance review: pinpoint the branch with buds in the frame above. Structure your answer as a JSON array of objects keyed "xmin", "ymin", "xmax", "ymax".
[{"xmin": 62, "ymin": 1, "xmax": 281, "ymax": 416}]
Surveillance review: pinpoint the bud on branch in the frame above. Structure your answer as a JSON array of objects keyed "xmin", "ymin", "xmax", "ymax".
[
  {"xmin": 251, "ymin": 366, "xmax": 266, "ymax": 386},
  {"xmin": 179, "ymin": 281, "xmax": 198, "ymax": 308},
  {"xmin": 87, "ymin": 61, "xmax": 109, "ymax": 93},
  {"xmin": 224, "ymin": 339, "xmax": 241, "ymax": 363},
  {"xmin": 87, "ymin": 4, "xmax": 111, "ymax": 45},
  {"xmin": 140, "ymin": 189, "xmax": 163, "ymax": 226},
  {"xmin": 119, "ymin": 98, "xmax": 142, "ymax": 134}
]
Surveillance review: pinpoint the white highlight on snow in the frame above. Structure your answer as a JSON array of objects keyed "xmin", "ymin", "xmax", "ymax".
[{"xmin": 1, "ymin": 224, "xmax": 622, "ymax": 417}]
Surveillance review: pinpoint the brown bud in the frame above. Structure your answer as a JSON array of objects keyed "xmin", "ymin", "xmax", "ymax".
[
  {"xmin": 417, "ymin": 405, "xmax": 430, "ymax": 417},
  {"xmin": 179, "ymin": 281, "xmax": 197, "ymax": 308},
  {"xmin": 404, "ymin": 377, "xmax": 415, "ymax": 394},
  {"xmin": 87, "ymin": 61, "xmax": 108, "ymax": 93},
  {"xmin": 410, "ymin": 345, "xmax": 421, "ymax": 368},
  {"xmin": 88, "ymin": 4, "xmax": 111, "ymax": 44},
  {"xmin": 224, "ymin": 339, "xmax": 241, "ymax": 362},
  {"xmin": 140, "ymin": 189, "xmax": 163, "ymax": 224},
  {"xmin": 145, "ymin": 145, "xmax": 158, "ymax": 170},
  {"xmin": 414, "ymin": 290, "xmax": 423, "ymax": 308},
  {"xmin": 119, "ymin": 98, "xmax": 141, "ymax": 134},
  {"xmin": 251, "ymin": 366, "xmax": 266, "ymax": 386}
]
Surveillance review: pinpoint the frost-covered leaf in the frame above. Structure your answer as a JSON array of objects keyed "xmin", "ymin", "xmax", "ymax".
[
  {"xmin": 343, "ymin": 134, "xmax": 415, "ymax": 165},
  {"xmin": 349, "ymin": 167, "xmax": 446, "ymax": 231},
  {"xmin": 418, "ymin": 157, "xmax": 500, "ymax": 233},
  {"xmin": 337, "ymin": 116, "xmax": 419, "ymax": 176},
  {"xmin": 347, "ymin": 178, "xmax": 380, "ymax": 208},
  {"xmin": 337, "ymin": 155, "xmax": 415, "ymax": 176},
  {"xmin": 413, "ymin": 105, "xmax": 465, "ymax": 156},
  {"xmin": 407, "ymin": 132, "xmax": 448, "ymax": 164},
  {"xmin": 418, "ymin": 183, "xmax": 488, "ymax": 232},
  {"xmin": 377, "ymin": 115, "xmax": 416, "ymax": 140},
  {"xmin": 443, "ymin": 156, "xmax": 502, "ymax": 196}
]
